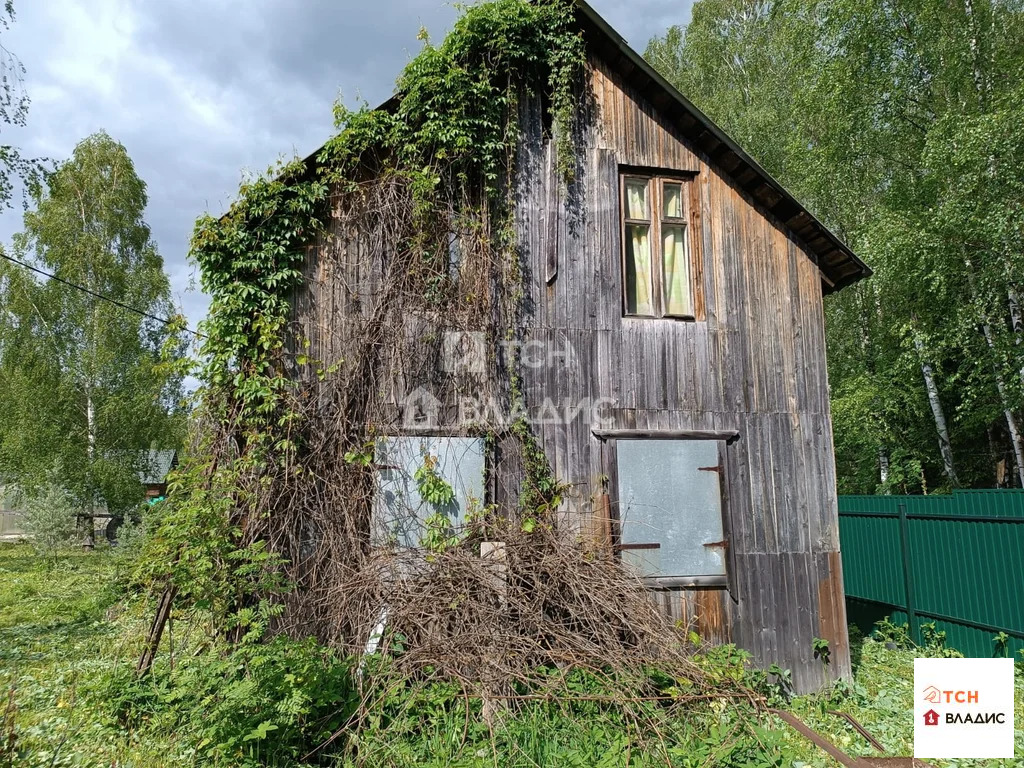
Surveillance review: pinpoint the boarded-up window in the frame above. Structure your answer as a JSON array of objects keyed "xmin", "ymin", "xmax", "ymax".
[
  {"xmin": 620, "ymin": 174, "xmax": 696, "ymax": 319},
  {"xmin": 616, "ymin": 439, "xmax": 726, "ymax": 579},
  {"xmin": 373, "ymin": 436, "xmax": 486, "ymax": 548}
]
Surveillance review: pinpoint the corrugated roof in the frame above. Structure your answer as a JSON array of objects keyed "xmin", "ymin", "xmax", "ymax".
[{"xmin": 139, "ymin": 449, "xmax": 177, "ymax": 485}]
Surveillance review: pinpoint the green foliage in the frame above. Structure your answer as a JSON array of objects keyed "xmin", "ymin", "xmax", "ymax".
[
  {"xmin": 419, "ymin": 512, "xmax": 462, "ymax": 553},
  {"xmin": 0, "ymin": 132, "xmax": 185, "ymax": 518},
  {"xmin": 349, "ymin": 662, "xmax": 798, "ymax": 768},
  {"xmin": 189, "ymin": 0, "xmax": 583, "ymax": 440},
  {"xmin": 109, "ymin": 632, "xmax": 357, "ymax": 767},
  {"xmin": 994, "ymin": 630, "xmax": 1011, "ymax": 657},
  {"xmin": 4, "ymin": 545, "xmax": 1024, "ymax": 766},
  {"xmin": 811, "ymin": 637, "xmax": 831, "ymax": 667},
  {"xmin": 872, "ymin": 616, "xmax": 912, "ymax": 648},
  {"xmin": 320, "ymin": 0, "xmax": 584, "ymax": 192},
  {"xmin": 0, "ymin": 2, "xmax": 44, "ymax": 209},
  {"xmin": 16, "ymin": 478, "xmax": 77, "ymax": 558},
  {"xmin": 155, "ymin": 0, "xmax": 586, "ymax": 625},
  {"xmin": 647, "ymin": 0, "xmax": 1024, "ymax": 491},
  {"xmin": 511, "ymin": 416, "xmax": 568, "ymax": 513},
  {"xmin": 413, "ymin": 453, "xmax": 456, "ymax": 507}
]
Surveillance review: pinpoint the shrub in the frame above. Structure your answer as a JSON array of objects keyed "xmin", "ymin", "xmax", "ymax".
[
  {"xmin": 19, "ymin": 482, "xmax": 78, "ymax": 557},
  {"xmin": 107, "ymin": 608, "xmax": 357, "ymax": 767}
]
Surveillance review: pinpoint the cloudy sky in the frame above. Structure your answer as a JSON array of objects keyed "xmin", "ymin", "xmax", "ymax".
[{"xmin": 2, "ymin": 0, "xmax": 693, "ymax": 332}]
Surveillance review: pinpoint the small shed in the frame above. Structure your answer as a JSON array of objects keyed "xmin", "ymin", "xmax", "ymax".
[
  {"xmin": 0, "ymin": 484, "xmax": 25, "ymax": 540},
  {"xmin": 139, "ymin": 449, "xmax": 178, "ymax": 501},
  {"xmin": 282, "ymin": 0, "xmax": 870, "ymax": 692}
]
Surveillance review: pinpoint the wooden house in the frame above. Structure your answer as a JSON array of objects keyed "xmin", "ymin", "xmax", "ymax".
[{"xmin": 288, "ymin": 0, "xmax": 870, "ymax": 693}]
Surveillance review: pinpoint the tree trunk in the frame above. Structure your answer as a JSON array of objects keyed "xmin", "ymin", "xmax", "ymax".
[
  {"xmin": 913, "ymin": 334, "xmax": 959, "ymax": 487},
  {"xmin": 82, "ymin": 386, "xmax": 96, "ymax": 549},
  {"xmin": 963, "ymin": 0, "xmax": 988, "ymax": 109},
  {"xmin": 878, "ymin": 447, "xmax": 890, "ymax": 490},
  {"xmin": 964, "ymin": 261, "xmax": 1024, "ymax": 486},
  {"xmin": 1008, "ymin": 287, "xmax": 1024, "ymax": 386},
  {"xmin": 978, "ymin": 318, "xmax": 1024, "ymax": 486}
]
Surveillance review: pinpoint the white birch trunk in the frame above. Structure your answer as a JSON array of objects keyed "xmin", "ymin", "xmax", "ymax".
[
  {"xmin": 83, "ymin": 384, "xmax": 96, "ymax": 549},
  {"xmin": 978, "ymin": 318, "xmax": 1024, "ymax": 486},
  {"xmin": 964, "ymin": 262, "xmax": 1024, "ymax": 486},
  {"xmin": 913, "ymin": 334, "xmax": 959, "ymax": 486},
  {"xmin": 1008, "ymin": 286, "xmax": 1024, "ymax": 386}
]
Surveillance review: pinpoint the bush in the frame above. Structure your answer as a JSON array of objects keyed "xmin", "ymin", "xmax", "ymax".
[
  {"xmin": 19, "ymin": 482, "xmax": 78, "ymax": 557},
  {"xmin": 107, "ymin": 608, "xmax": 357, "ymax": 767},
  {"xmin": 110, "ymin": 498, "xmax": 166, "ymax": 559}
]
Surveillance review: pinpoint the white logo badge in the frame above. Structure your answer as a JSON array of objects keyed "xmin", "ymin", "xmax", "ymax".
[{"xmin": 914, "ymin": 657, "xmax": 1015, "ymax": 758}]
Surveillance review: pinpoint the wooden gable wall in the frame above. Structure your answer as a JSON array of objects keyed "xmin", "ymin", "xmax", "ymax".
[{"xmin": 514, "ymin": 52, "xmax": 850, "ymax": 692}]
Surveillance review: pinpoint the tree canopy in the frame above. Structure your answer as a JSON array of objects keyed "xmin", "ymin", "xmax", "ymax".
[
  {"xmin": 0, "ymin": 132, "xmax": 185, "ymax": 535},
  {"xmin": 647, "ymin": 0, "xmax": 1024, "ymax": 492}
]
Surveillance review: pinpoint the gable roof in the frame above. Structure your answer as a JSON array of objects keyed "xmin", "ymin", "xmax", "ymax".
[
  {"xmin": 139, "ymin": 449, "xmax": 178, "ymax": 486},
  {"xmin": 296, "ymin": 1, "xmax": 869, "ymax": 293},
  {"xmin": 574, "ymin": 1, "xmax": 869, "ymax": 293}
]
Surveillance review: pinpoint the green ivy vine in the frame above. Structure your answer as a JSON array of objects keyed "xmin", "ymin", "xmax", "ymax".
[{"xmin": 151, "ymin": 0, "xmax": 586, "ymax": 612}]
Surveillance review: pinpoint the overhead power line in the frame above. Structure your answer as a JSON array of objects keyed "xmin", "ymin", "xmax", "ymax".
[{"xmin": 0, "ymin": 250, "xmax": 202, "ymax": 337}]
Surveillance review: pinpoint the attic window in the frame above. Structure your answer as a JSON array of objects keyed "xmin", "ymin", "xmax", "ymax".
[{"xmin": 621, "ymin": 174, "xmax": 697, "ymax": 319}]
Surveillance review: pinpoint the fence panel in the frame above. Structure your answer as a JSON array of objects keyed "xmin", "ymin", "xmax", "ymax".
[{"xmin": 838, "ymin": 490, "xmax": 1024, "ymax": 659}]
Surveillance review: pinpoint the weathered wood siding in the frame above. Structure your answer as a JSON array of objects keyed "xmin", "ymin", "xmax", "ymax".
[
  {"xmin": 514, "ymin": 52, "xmax": 850, "ymax": 692},
  {"xmin": 291, "ymin": 47, "xmax": 851, "ymax": 693}
]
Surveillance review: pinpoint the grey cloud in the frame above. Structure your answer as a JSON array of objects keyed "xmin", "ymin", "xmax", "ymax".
[{"xmin": 0, "ymin": 0, "xmax": 692, "ymax": 333}]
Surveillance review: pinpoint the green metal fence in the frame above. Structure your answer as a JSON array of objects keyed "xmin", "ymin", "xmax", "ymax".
[{"xmin": 838, "ymin": 490, "xmax": 1024, "ymax": 659}]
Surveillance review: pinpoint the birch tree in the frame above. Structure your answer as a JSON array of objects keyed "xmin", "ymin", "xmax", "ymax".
[
  {"xmin": 0, "ymin": 132, "xmax": 184, "ymax": 545},
  {"xmin": 647, "ymin": 0, "xmax": 1024, "ymax": 491}
]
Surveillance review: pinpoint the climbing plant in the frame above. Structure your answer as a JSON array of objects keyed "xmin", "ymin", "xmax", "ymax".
[
  {"xmin": 148, "ymin": 0, "xmax": 587, "ymax": 636},
  {"xmin": 128, "ymin": 3, "xmax": 781, "ymax": 763}
]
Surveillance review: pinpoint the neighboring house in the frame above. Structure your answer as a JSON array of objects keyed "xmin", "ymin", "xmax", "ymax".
[
  {"xmin": 286, "ymin": 0, "xmax": 869, "ymax": 692},
  {"xmin": 139, "ymin": 449, "xmax": 178, "ymax": 501}
]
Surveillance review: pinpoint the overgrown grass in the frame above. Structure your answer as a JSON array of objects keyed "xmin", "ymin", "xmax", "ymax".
[
  {"xmin": 1, "ymin": 543, "xmax": 1021, "ymax": 766},
  {"xmin": 782, "ymin": 633, "xmax": 1024, "ymax": 766},
  {"xmin": 0, "ymin": 542, "xmax": 191, "ymax": 766}
]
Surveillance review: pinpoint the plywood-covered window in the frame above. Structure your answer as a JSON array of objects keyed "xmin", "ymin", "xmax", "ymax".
[
  {"xmin": 621, "ymin": 174, "xmax": 700, "ymax": 319},
  {"xmin": 615, "ymin": 439, "xmax": 726, "ymax": 584},
  {"xmin": 372, "ymin": 436, "xmax": 486, "ymax": 548}
]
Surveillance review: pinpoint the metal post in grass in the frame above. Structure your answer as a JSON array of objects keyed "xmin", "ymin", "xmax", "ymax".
[{"xmin": 897, "ymin": 503, "xmax": 921, "ymax": 646}]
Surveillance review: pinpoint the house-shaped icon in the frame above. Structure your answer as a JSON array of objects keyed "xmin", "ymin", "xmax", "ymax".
[
  {"xmin": 399, "ymin": 386, "xmax": 442, "ymax": 431},
  {"xmin": 923, "ymin": 709, "xmax": 940, "ymax": 726},
  {"xmin": 922, "ymin": 685, "xmax": 941, "ymax": 704}
]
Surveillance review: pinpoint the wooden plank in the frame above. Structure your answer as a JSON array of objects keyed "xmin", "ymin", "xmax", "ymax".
[{"xmin": 591, "ymin": 428, "xmax": 740, "ymax": 441}]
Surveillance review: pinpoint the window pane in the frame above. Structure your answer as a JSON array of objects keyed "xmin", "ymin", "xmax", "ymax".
[
  {"xmin": 616, "ymin": 439, "xmax": 726, "ymax": 579},
  {"xmin": 663, "ymin": 182, "xmax": 684, "ymax": 218},
  {"xmin": 625, "ymin": 178, "xmax": 648, "ymax": 219},
  {"xmin": 373, "ymin": 436, "xmax": 485, "ymax": 548},
  {"xmin": 662, "ymin": 225, "xmax": 691, "ymax": 316},
  {"xmin": 624, "ymin": 223, "xmax": 654, "ymax": 315}
]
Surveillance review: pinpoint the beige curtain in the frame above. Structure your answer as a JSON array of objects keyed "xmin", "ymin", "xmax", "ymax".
[
  {"xmin": 663, "ymin": 225, "xmax": 690, "ymax": 315},
  {"xmin": 663, "ymin": 183, "xmax": 683, "ymax": 218},
  {"xmin": 626, "ymin": 179, "xmax": 648, "ymax": 218},
  {"xmin": 625, "ymin": 179, "xmax": 652, "ymax": 315},
  {"xmin": 626, "ymin": 224, "xmax": 653, "ymax": 315}
]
